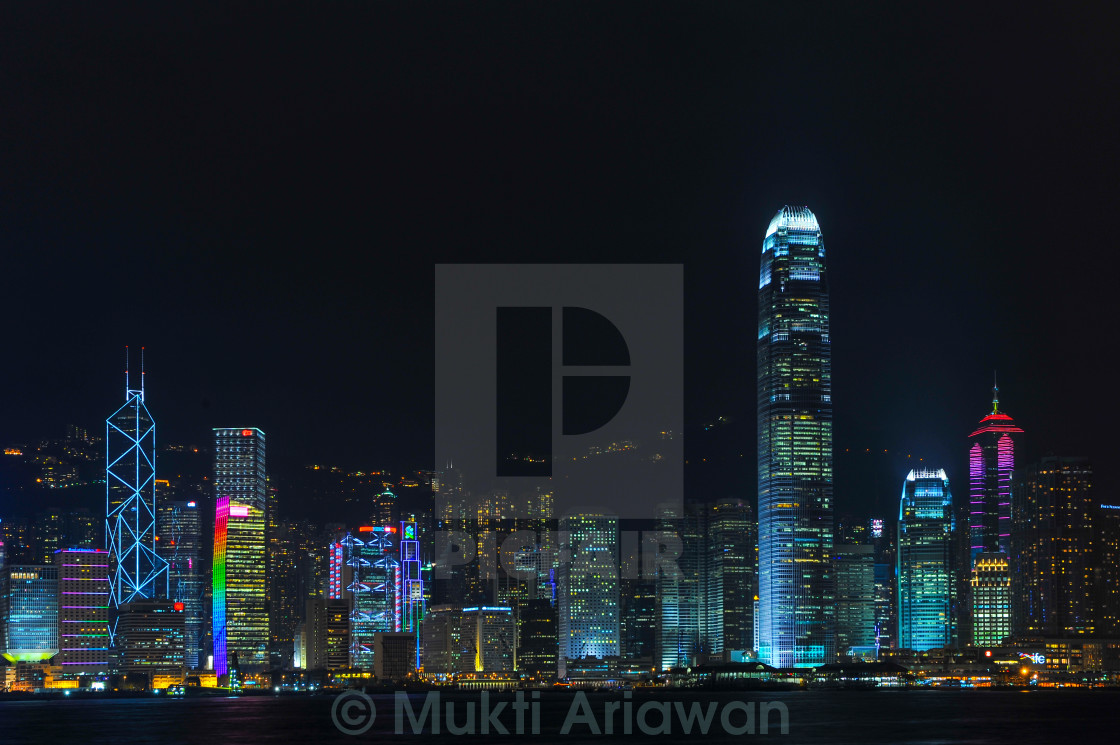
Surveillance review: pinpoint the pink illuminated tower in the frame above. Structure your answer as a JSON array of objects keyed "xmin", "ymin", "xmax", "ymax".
[{"xmin": 967, "ymin": 376, "xmax": 1022, "ymax": 646}]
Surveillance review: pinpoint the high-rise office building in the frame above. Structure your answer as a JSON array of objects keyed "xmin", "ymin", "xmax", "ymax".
[
  {"xmin": 157, "ymin": 500, "xmax": 203, "ymax": 669},
  {"xmin": 557, "ymin": 514, "xmax": 619, "ymax": 676},
  {"xmin": 343, "ymin": 527, "xmax": 401, "ymax": 669},
  {"xmin": 517, "ymin": 598, "xmax": 558, "ymax": 682},
  {"xmin": 707, "ymin": 497, "xmax": 757, "ymax": 655},
  {"xmin": 655, "ymin": 503, "xmax": 709, "ymax": 670},
  {"xmin": 1095, "ymin": 502, "xmax": 1120, "ymax": 636},
  {"xmin": 54, "ymin": 548, "xmax": 110, "ymax": 676},
  {"xmin": 1, "ymin": 565, "xmax": 59, "ymax": 663},
  {"xmin": 971, "ymin": 553, "xmax": 1011, "ymax": 646},
  {"xmin": 113, "ymin": 599, "xmax": 186, "ymax": 688},
  {"xmin": 968, "ymin": 383, "xmax": 1021, "ymax": 646},
  {"xmin": 869, "ymin": 517, "xmax": 895, "ymax": 651},
  {"xmin": 106, "ymin": 357, "xmax": 169, "ymax": 614},
  {"xmin": 757, "ymin": 205, "xmax": 835, "ymax": 667},
  {"xmin": 897, "ymin": 469, "xmax": 956, "ymax": 651},
  {"xmin": 833, "ymin": 543, "xmax": 876, "ymax": 659},
  {"xmin": 211, "ymin": 428, "xmax": 268, "ymax": 677},
  {"xmin": 460, "ymin": 605, "xmax": 516, "ymax": 673},
  {"xmin": 1013, "ymin": 457, "xmax": 1095, "ymax": 636}
]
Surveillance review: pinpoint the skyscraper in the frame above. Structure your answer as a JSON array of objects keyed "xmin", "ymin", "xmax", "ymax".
[
  {"xmin": 1, "ymin": 565, "xmax": 59, "ymax": 663},
  {"xmin": 557, "ymin": 514, "xmax": 619, "ymax": 676},
  {"xmin": 833, "ymin": 543, "xmax": 876, "ymax": 659},
  {"xmin": 106, "ymin": 354, "xmax": 169, "ymax": 616},
  {"xmin": 757, "ymin": 205, "xmax": 834, "ymax": 667},
  {"xmin": 897, "ymin": 469, "xmax": 956, "ymax": 651},
  {"xmin": 1013, "ymin": 457, "xmax": 1095, "ymax": 636},
  {"xmin": 54, "ymin": 548, "xmax": 111, "ymax": 677},
  {"xmin": 211, "ymin": 428, "xmax": 268, "ymax": 677},
  {"xmin": 707, "ymin": 497, "xmax": 757, "ymax": 656},
  {"xmin": 968, "ymin": 383, "xmax": 1021, "ymax": 646},
  {"xmin": 656, "ymin": 504, "xmax": 705, "ymax": 670},
  {"xmin": 157, "ymin": 500, "xmax": 203, "ymax": 670}
]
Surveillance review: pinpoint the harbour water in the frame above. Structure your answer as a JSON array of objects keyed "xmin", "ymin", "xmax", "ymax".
[{"xmin": 1, "ymin": 689, "xmax": 1117, "ymax": 744}]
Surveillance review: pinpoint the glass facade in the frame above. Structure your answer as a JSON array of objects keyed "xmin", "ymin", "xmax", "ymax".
[
  {"xmin": 897, "ymin": 469, "xmax": 955, "ymax": 651},
  {"xmin": 55, "ymin": 549, "xmax": 110, "ymax": 674},
  {"xmin": 106, "ymin": 376, "xmax": 169, "ymax": 612},
  {"xmin": 557, "ymin": 514, "xmax": 619, "ymax": 676},
  {"xmin": 157, "ymin": 500, "xmax": 203, "ymax": 669},
  {"xmin": 1013, "ymin": 457, "xmax": 1095, "ymax": 636},
  {"xmin": 757, "ymin": 205, "xmax": 834, "ymax": 667},
  {"xmin": 212, "ymin": 428, "xmax": 269, "ymax": 674},
  {"xmin": 968, "ymin": 386, "xmax": 1021, "ymax": 646},
  {"xmin": 1, "ymin": 565, "xmax": 59, "ymax": 663}
]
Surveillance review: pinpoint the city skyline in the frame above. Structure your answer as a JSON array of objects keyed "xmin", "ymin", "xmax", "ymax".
[{"xmin": 3, "ymin": 5, "xmax": 1118, "ymax": 513}]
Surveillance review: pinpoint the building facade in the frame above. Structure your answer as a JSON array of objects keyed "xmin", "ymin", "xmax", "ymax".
[
  {"xmin": 757, "ymin": 205, "xmax": 835, "ymax": 667},
  {"xmin": 557, "ymin": 514, "xmax": 619, "ymax": 676},
  {"xmin": 897, "ymin": 469, "xmax": 956, "ymax": 651},
  {"xmin": 54, "ymin": 548, "xmax": 110, "ymax": 676},
  {"xmin": 1, "ymin": 565, "xmax": 59, "ymax": 663},
  {"xmin": 1013, "ymin": 457, "xmax": 1095, "ymax": 636},
  {"xmin": 157, "ymin": 500, "xmax": 203, "ymax": 669},
  {"xmin": 113, "ymin": 599, "xmax": 186, "ymax": 688},
  {"xmin": 211, "ymin": 428, "xmax": 269, "ymax": 676},
  {"xmin": 106, "ymin": 364, "xmax": 169, "ymax": 615},
  {"xmin": 967, "ymin": 384, "xmax": 1022, "ymax": 646},
  {"xmin": 834, "ymin": 543, "xmax": 876, "ymax": 658}
]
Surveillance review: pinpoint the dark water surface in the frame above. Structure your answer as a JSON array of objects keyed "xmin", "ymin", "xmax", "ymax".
[{"xmin": 1, "ymin": 689, "xmax": 1117, "ymax": 744}]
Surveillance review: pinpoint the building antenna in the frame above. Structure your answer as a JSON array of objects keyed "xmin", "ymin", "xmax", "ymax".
[
  {"xmin": 125, "ymin": 345, "xmax": 130, "ymax": 398},
  {"xmin": 141, "ymin": 346, "xmax": 146, "ymax": 398},
  {"xmin": 992, "ymin": 370, "xmax": 999, "ymax": 414}
]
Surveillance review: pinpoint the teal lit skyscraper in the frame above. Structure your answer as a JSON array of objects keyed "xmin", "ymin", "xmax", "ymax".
[
  {"xmin": 897, "ymin": 469, "xmax": 956, "ymax": 651},
  {"xmin": 757, "ymin": 206, "xmax": 834, "ymax": 667},
  {"xmin": 557, "ymin": 514, "xmax": 619, "ymax": 677}
]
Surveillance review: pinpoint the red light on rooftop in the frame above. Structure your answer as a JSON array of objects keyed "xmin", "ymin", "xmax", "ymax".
[
  {"xmin": 358, "ymin": 526, "xmax": 374, "ymax": 532},
  {"xmin": 386, "ymin": 526, "xmax": 396, "ymax": 532},
  {"xmin": 173, "ymin": 602, "xmax": 185, "ymax": 612},
  {"xmin": 241, "ymin": 429, "xmax": 253, "ymax": 436}
]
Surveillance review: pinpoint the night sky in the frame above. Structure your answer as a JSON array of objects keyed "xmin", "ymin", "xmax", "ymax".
[{"xmin": 2, "ymin": 3, "xmax": 1118, "ymax": 515}]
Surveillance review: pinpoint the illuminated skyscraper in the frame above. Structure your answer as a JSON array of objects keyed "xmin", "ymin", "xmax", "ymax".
[
  {"xmin": 54, "ymin": 548, "xmax": 111, "ymax": 676},
  {"xmin": 211, "ymin": 428, "xmax": 268, "ymax": 677},
  {"xmin": 707, "ymin": 497, "xmax": 757, "ymax": 655},
  {"xmin": 113, "ymin": 599, "xmax": 186, "ymax": 688},
  {"xmin": 1013, "ymin": 457, "xmax": 1095, "ymax": 636},
  {"xmin": 968, "ymin": 382, "xmax": 1021, "ymax": 646},
  {"xmin": 757, "ymin": 205, "xmax": 834, "ymax": 667},
  {"xmin": 557, "ymin": 514, "xmax": 619, "ymax": 676},
  {"xmin": 157, "ymin": 500, "xmax": 203, "ymax": 669},
  {"xmin": 897, "ymin": 469, "xmax": 956, "ymax": 651},
  {"xmin": 833, "ymin": 543, "xmax": 875, "ymax": 659},
  {"xmin": 106, "ymin": 353, "xmax": 169, "ymax": 617},
  {"xmin": 1, "ymin": 565, "xmax": 59, "ymax": 663}
]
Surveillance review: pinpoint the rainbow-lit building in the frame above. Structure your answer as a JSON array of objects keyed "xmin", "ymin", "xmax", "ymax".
[
  {"xmin": 757, "ymin": 205, "xmax": 835, "ymax": 667},
  {"xmin": 968, "ymin": 382, "xmax": 1022, "ymax": 646},
  {"xmin": 211, "ymin": 428, "xmax": 269, "ymax": 677}
]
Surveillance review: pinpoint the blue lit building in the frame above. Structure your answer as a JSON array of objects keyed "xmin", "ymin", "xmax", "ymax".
[
  {"xmin": 897, "ymin": 469, "xmax": 956, "ymax": 651},
  {"xmin": 1, "ymin": 564, "xmax": 59, "ymax": 663},
  {"xmin": 757, "ymin": 206, "xmax": 835, "ymax": 667},
  {"xmin": 106, "ymin": 354, "xmax": 169, "ymax": 619},
  {"xmin": 557, "ymin": 514, "xmax": 619, "ymax": 677}
]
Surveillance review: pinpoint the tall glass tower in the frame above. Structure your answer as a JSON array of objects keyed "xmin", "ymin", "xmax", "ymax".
[
  {"xmin": 968, "ymin": 382, "xmax": 1021, "ymax": 646},
  {"xmin": 897, "ymin": 469, "xmax": 956, "ymax": 651},
  {"xmin": 212, "ymin": 428, "xmax": 269, "ymax": 676},
  {"xmin": 757, "ymin": 205, "xmax": 834, "ymax": 667},
  {"xmin": 556, "ymin": 514, "xmax": 619, "ymax": 677},
  {"xmin": 106, "ymin": 352, "xmax": 169, "ymax": 622}
]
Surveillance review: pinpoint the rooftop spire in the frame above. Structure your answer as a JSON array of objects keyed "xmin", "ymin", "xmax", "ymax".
[
  {"xmin": 125, "ymin": 345, "xmax": 130, "ymax": 399},
  {"xmin": 992, "ymin": 371, "xmax": 999, "ymax": 414}
]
